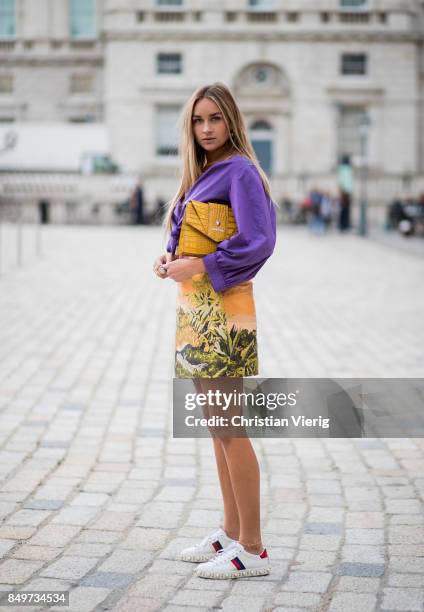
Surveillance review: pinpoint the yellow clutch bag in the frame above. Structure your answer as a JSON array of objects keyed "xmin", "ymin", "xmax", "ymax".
[{"xmin": 177, "ymin": 200, "xmax": 238, "ymax": 257}]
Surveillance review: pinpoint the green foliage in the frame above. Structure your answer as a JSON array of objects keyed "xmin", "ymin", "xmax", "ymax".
[{"xmin": 175, "ymin": 278, "xmax": 258, "ymax": 378}]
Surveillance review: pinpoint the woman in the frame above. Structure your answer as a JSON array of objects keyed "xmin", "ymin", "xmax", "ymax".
[{"xmin": 153, "ymin": 83, "xmax": 276, "ymax": 579}]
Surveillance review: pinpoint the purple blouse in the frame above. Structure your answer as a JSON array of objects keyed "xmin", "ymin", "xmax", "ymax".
[{"xmin": 166, "ymin": 155, "xmax": 277, "ymax": 293}]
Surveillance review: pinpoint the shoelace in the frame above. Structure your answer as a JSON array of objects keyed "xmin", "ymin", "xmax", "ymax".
[
  {"xmin": 199, "ymin": 530, "xmax": 222, "ymax": 548},
  {"xmin": 208, "ymin": 543, "xmax": 243, "ymax": 566}
]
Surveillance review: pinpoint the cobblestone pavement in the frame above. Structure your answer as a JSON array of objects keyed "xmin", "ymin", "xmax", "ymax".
[{"xmin": 0, "ymin": 224, "xmax": 423, "ymax": 612}]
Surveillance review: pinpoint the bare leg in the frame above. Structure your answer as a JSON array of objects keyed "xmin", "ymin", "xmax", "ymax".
[
  {"xmin": 219, "ymin": 437, "xmax": 263, "ymax": 554},
  {"xmin": 211, "ymin": 438, "xmax": 240, "ymax": 540},
  {"xmin": 194, "ymin": 379, "xmax": 240, "ymax": 540},
  {"xmin": 194, "ymin": 378, "xmax": 263, "ymax": 554}
]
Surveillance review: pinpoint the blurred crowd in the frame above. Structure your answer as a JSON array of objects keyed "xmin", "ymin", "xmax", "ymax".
[{"xmin": 282, "ymin": 188, "xmax": 352, "ymax": 234}]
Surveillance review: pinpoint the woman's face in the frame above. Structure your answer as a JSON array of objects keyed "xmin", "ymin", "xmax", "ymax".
[{"xmin": 192, "ymin": 97, "xmax": 230, "ymax": 155}]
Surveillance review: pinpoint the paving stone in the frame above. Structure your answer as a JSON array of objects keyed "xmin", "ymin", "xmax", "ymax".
[
  {"xmin": 0, "ymin": 541, "xmax": 15, "ymax": 559},
  {"xmin": 273, "ymin": 608, "xmax": 313, "ymax": 612},
  {"xmin": 336, "ymin": 562, "xmax": 385, "ymax": 577},
  {"xmin": 267, "ymin": 546, "xmax": 296, "ymax": 561},
  {"xmin": 97, "ymin": 550, "xmax": 152, "ymax": 573},
  {"xmin": 69, "ymin": 493, "xmax": 110, "ymax": 507},
  {"xmin": 265, "ymin": 519, "xmax": 302, "ymax": 535},
  {"xmin": 341, "ymin": 544, "xmax": 384, "ymax": 563},
  {"xmin": 51, "ymin": 506, "xmax": 100, "ymax": 526},
  {"xmin": 387, "ymin": 573, "xmax": 424, "ymax": 588},
  {"xmin": 388, "ymin": 526, "xmax": 424, "ymax": 544},
  {"xmin": 120, "ymin": 528, "xmax": 169, "ymax": 551},
  {"xmin": 58, "ymin": 586, "xmax": 111, "ymax": 612},
  {"xmin": 147, "ymin": 559, "xmax": 194, "ymax": 576},
  {"xmin": 304, "ymin": 522, "xmax": 342, "ymax": 535},
  {"xmin": 307, "ymin": 508, "xmax": 344, "ymax": 522},
  {"xmin": 0, "ymin": 559, "xmax": 44, "ymax": 584},
  {"xmin": 128, "ymin": 574, "xmax": 184, "ymax": 598},
  {"xmin": 29, "ymin": 525, "xmax": 81, "ymax": 547},
  {"xmin": 293, "ymin": 549, "xmax": 336, "ymax": 571},
  {"xmin": 345, "ymin": 528, "xmax": 384, "ymax": 545},
  {"xmin": 64, "ymin": 543, "xmax": 112, "ymax": 557},
  {"xmin": 390, "ymin": 514, "xmax": 424, "ymax": 525},
  {"xmin": 381, "ymin": 587, "xmax": 424, "ymax": 611},
  {"xmin": 39, "ymin": 555, "xmax": 98, "ymax": 580},
  {"xmin": 92, "ymin": 511, "xmax": 135, "ymax": 531},
  {"xmin": 170, "ymin": 588, "xmax": 227, "ymax": 607},
  {"xmin": 299, "ymin": 534, "xmax": 341, "ymax": 551},
  {"xmin": 76, "ymin": 530, "xmax": 121, "ymax": 544},
  {"xmin": 114, "ymin": 598, "xmax": 163, "ymax": 612},
  {"xmin": 184, "ymin": 576, "xmax": 229, "ymax": 591},
  {"xmin": 23, "ymin": 500, "xmax": 64, "ymax": 511},
  {"xmin": 24, "ymin": 577, "xmax": 71, "ymax": 591},
  {"xmin": 274, "ymin": 591, "xmax": 322, "ymax": 607},
  {"xmin": 389, "ymin": 556, "xmax": 424, "ymax": 573},
  {"xmin": 328, "ymin": 592, "xmax": 377, "ymax": 611},
  {"xmin": 230, "ymin": 581, "xmax": 273, "ymax": 597},
  {"xmin": 11, "ymin": 545, "xmax": 61, "ymax": 561},
  {"xmin": 220, "ymin": 595, "xmax": 274, "ymax": 611},
  {"xmin": 388, "ymin": 543, "xmax": 424, "ymax": 556},
  {"xmin": 336, "ymin": 576, "xmax": 380, "ymax": 593},
  {"xmin": 281, "ymin": 571, "xmax": 332, "ymax": 593},
  {"xmin": 79, "ymin": 572, "xmax": 135, "ymax": 588},
  {"xmin": 345, "ymin": 512, "xmax": 384, "ymax": 529},
  {"xmin": 0, "ymin": 526, "xmax": 36, "ymax": 540},
  {"xmin": 385, "ymin": 499, "xmax": 423, "ymax": 514}
]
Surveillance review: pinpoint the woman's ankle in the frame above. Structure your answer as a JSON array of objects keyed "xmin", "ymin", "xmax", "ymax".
[
  {"xmin": 223, "ymin": 526, "xmax": 239, "ymax": 540},
  {"xmin": 239, "ymin": 540, "xmax": 263, "ymax": 555}
]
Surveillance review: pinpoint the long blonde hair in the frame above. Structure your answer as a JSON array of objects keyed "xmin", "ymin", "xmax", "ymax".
[{"xmin": 163, "ymin": 82, "xmax": 273, "ymax": 234}]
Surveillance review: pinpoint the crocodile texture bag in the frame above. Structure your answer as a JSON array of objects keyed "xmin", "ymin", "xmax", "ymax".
[{"xmin": 177, "ymin": 200, "xmax": 238, "ymax": 257}]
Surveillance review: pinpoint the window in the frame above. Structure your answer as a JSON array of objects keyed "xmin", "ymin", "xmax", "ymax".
[
  {"xmin": 287, "ymin": 12, "xmax": 299, "ymax": 22},
  {"xmin": 248, "ymin": 0, "xmax": 275, "ymax": 7},
  {"xmin": 0, "ymin": 0, "xmax": 15, "ymax": 38},
  {"xmin": 340, "ymin": 0, "xmax": 368, "ymax": 9},
  {"xmin": 254, "ymin": 67, "xmax": 269, "ymax": 83},
  {"xmin": 338, "ymin": 106, "xmax": 366, "ymax": 159},
  {"xmin": 157, "ymin": 53, "xmax": 182, "ymax": 75},
  {"xmin": 341, "ymin": 53, "xmax": 367, "ymax": 75},
  {"xmin": 70, "ymin": 0, "xmax": 97, "ymax": 39},
  {"xmin": 250, "ymin": 120, "xmax": 273, "ymax": 175},
  {"xmin": 0, "ymin": 73, "xmax": 13, "ymax": 93},
  {"xmin": 68, "ymin": 114, "xmax": 96, "ymax": 123},
  {"xmin": 156, "ymin": 105, "xmax": 180, "ymax": 156},
  {"xmin": 70, "ymin": 73, "xmax": 94, "ymax": 94},
  {"xmin": 225, "ymin": 12, "xmax": 238, "ymax": 22}
]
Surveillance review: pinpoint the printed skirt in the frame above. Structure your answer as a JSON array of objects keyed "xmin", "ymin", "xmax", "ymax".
[{"xmin": 175, "ymin": 269, "xmax": 258, "ymax": 378}]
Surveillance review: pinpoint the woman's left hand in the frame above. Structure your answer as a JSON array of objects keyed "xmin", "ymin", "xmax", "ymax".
[{"xmin": 163, "ymin": 258, "xmax": 206, "ymax": 282}]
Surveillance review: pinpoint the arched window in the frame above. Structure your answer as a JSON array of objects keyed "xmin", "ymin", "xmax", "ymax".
[{"xmin": 250, "ymin": 120, "xmax": 273, "ymax": 175}]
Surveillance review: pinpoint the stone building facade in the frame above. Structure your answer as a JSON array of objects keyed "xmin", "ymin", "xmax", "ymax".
[{"xmin": 0, "ymin": 0, "xmax": 423, "ymax": 219}]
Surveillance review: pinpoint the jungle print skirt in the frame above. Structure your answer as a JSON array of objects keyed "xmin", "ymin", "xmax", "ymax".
[{"xmin": 175, "ymin": 269, "xmax": 258, "ymax": 378}]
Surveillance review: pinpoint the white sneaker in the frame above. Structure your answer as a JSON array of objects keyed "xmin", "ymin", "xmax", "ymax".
[
  {"xmin": 178, "ymin": 528, "xmax": 237, "ymax": 562},
  {"xmin": 195, "ymin": 541, "xmax": 270, "ymax": 579}
]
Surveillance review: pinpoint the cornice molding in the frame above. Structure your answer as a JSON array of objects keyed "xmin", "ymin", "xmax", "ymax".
[
  {"xmin": 0, "ymin": 57, "xmax": 104, "ymax": 67},
  {"xmin": 103, "ymin": 29, "xmax": 423, "ymax": 44}
]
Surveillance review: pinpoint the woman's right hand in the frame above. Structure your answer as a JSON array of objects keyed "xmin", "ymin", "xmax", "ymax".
[{"xmin": 153, "ymin": 253, "xmax": 173, "ymax": 278}]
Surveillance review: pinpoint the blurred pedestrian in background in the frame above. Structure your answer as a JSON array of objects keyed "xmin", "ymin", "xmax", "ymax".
[
  {"xmin": 130, "ymin": 182, "xmax": 145, "ymax": 225},
  {"xmin": 338, "ymin": 189, "xmax": 351, "ymax": 232}
]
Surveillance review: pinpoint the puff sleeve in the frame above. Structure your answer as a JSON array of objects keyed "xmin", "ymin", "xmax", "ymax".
[{"xmin": 203, "ymin": 163, "xmax": 276, "ymax": 292}]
